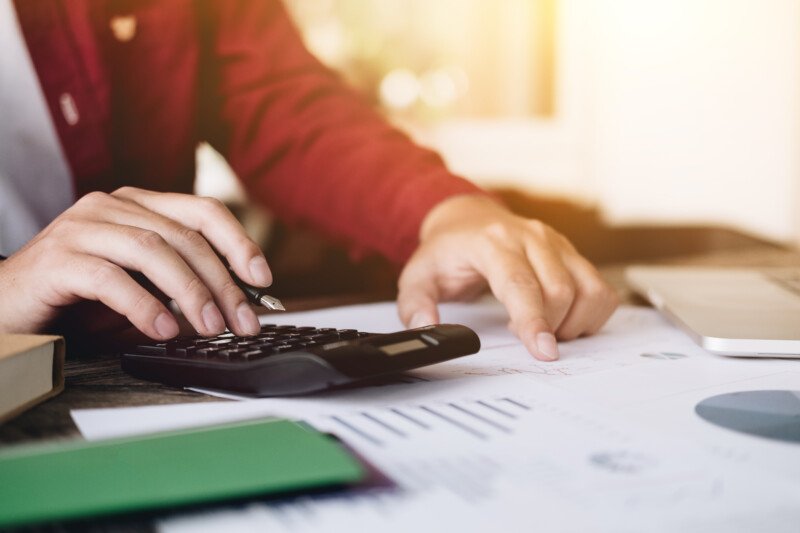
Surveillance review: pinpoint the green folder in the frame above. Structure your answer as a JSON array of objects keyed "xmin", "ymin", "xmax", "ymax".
[{"xmin": 0, "ymin": 418, "xmax": 365, "ymax": 528}]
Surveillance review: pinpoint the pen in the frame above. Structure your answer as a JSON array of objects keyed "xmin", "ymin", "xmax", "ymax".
[
  {"xmin": 210, "ymin": 245, "xmax": 285, "ymax": 311},
  {"xmin": 230, "ymin": 271, "xmax": 286, "ymax": 311}
]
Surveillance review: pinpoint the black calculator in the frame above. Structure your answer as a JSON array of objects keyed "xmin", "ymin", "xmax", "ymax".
[{"xmin": 121, "ymin": 323, "xmax": 480, "ymax": 396}]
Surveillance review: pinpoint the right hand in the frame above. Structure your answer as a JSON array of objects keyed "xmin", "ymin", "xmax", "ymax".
[{"xmin": 0, "ymin": 187, "xmax": 272, "ymax": 340}]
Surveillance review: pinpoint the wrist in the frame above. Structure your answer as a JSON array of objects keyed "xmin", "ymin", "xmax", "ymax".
[{"xmin": 419, "ymin": 194, "xmax": 506, "ymax": 242}]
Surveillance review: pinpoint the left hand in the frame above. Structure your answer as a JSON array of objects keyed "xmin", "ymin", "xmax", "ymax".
[{"xmin": 397, "ymin": 195, "xmax": 619, "ymax": 361}]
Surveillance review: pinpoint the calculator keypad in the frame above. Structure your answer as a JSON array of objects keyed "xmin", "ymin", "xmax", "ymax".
[{"xmin": 132, "ymin": 325, "xmax": 370, "ymax": 363}]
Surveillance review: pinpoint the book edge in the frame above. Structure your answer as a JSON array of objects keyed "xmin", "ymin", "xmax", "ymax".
[{"xmin": 0, "ymin": 336, "xmax": 65, "ymax": 425}]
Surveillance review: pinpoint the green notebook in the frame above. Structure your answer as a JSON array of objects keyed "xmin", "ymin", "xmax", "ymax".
[{"xmin": 0, "ymin": 418, "xmax": 365, "ymax": 528}]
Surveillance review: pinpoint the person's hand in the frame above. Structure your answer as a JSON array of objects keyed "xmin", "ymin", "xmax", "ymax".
[
  {"xmin": 0, "ymin": 187, "xmax": 272, "ymax": 340},
  {"xmin": 397, "ymin": 195, "xmax": 618, "ymax": 361}
]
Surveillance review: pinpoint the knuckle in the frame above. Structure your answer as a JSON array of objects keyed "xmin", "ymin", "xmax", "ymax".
[
  {"xmin": 77, "ymin": 190, "xmax": 110, "ymax": 208},
  {"xmin": 48, "ymin": 214, "xmax": 82, "ymax": 237},
  {"xmin": 582, "ymin": 278, "xmax": 615, "ymax": 303},
  {"xmin": 198, "ymin": 196, "xmax": 228, "ymax": 215},
  {"xmin": 505, "ymin": 270, "xmax": 539, "ymax": 291},
  {"xmin": 218, "ymin": 279, "xmax": 245, "ymax": 302},
  {"xmin": 132, "ymin": 229, "xmax": 167, "ymax": 252},
  {"xmin": 129, "ymin": 290, "xmax": 161, "ymax": 318},
  {"xmin": 236, "ymin": 236, "xmax": 261, "ymax": 256},
  {"xmin": 525, "ymin": 219, "xmax": 550, "ymax": 238},
  {"xmin": 53, "ymin": 211, "xmax": 80, "ymax": 225},
  {"xmin": 111, "ymin": 186, "xmax": 139, "ymax": 197},
  {"xmin": 176, "ymin": 227, "xmax": 207, "ymax": 249},
  {"xmin": 181, "ymin": 275, "xmax": 208, "ymax": 299},
  {"xmin": 482, "ymin": 222, "xmax": 511, "ymax": 243},
  {"xmin": 545, "ymin": 280, "xmax": 576, "ymax": 308},
  {"xmin": 89, "ymin": 262, "xmax": 119, "ymax": 287},
  {"xmin": 234, "ymin": 239, "xmax": 263, "ymax": 263}
]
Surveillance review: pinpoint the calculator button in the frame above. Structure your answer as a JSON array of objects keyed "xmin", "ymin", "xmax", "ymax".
[
  {"xmin": 135, "ymin": 343, "xmax": 167, "ymax": 355},
  {"xmin": 235, "ymin": 340, "xmax": 260, "ymax": 347},
  {"xmin": 175, "ymin": 346, "xmax": 198, "ymax": 357},
  {"xmin": 270, "ymin": 344, "xmax": 296, "ymax": 354}
]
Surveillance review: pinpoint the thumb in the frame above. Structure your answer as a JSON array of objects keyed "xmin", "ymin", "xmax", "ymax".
[{"xmin": 397, "ymin": 272, "xmax": 441, "ymax": 329}]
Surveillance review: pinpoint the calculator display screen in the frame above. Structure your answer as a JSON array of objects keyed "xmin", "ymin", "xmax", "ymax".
[{"xmin": 378, "ymin": 339, "xmax": 427, "ymax": 356}]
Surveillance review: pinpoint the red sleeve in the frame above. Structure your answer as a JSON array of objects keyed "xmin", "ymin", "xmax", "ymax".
[{"xmin": 198, "ymin": 0, "xmax": 488, "ymax": 265}]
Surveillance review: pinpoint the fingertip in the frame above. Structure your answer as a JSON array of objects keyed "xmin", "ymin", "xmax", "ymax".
[
  {"xmin": 535, "ymin": 331, "xmax": 560, "ymax": 361},
  {"xmin": 236, "ymin": 302, "xmax": 262, "ymax": 336},
  {"xmin": 201, "ymin": 301, "xmax": 226, "ymax": 336},
  {"xmin": 397, "ymin": 280, "xmax": 440, "ymax": 328},
  {"xmin": 409, "ymin": 311, "xmax": 437, "ymax": 329},
  {"xmin": 248, "ymin": 256, "xmax": 272, "ymax": 287},
  {"xmin": 520, "ymin": 329, "xmax": 559, "ymax": 361},
  {"xmin": 154, "ymin": 312, "xmax": 179, "ymax": 339}
]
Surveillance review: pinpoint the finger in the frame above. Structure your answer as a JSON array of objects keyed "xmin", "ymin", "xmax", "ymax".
[
  {"xmin": 80, "ymin": 196, "xmax": 261, "ymax": 336},
  {"xmin": 58, "ymin": 254, "xmax": 179, "ymax": 340},
  {"xmin": 112, "ymin": 187, "xmax": 271, "ymax": 288},
  {"xmin": 523, "ymin": 234, "xmax": 576, "ymax": 331},
  {"xmin": 556, "ymin": 253, "xmax": 619, "ymax": 340},
  {"xmin": 397, "ymin": 262, "xmax": 441, "ymax": 329},
  {"xmin": 67, "ymin": 221, "xmax": 228, "ymax": 337},
  {"xmin": 475, "ymin": 247, "xmax": 559, "ymax": 361}
]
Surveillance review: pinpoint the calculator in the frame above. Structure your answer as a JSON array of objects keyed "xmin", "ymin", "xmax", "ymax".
[{"xmin": 121, "ymin": 323, "xmax": 480, "ymax": 396}]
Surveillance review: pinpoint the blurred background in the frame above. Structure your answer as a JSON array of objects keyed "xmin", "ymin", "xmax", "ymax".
[{"xmin": 197, "ymin": 0, "xmax": 800, "ymax": 297}]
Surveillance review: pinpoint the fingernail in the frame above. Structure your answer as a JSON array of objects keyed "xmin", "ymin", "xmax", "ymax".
[
  {"xmin": 237, "ymin": 302, "xmax": 261, "ymax": 336},
  {"xmin": 409, "ymin": 312, "xmax": 430, "ymax": 329},
  {"xmin": 155, "ymin": 312, "xmax": 179, "ymax": 339},
  {"xmin": 249, "ymin": 256, "xmax": 272, "ymax": 287},
  {"xmin": 201, "ymin": 302, "xmax": 225, "ymax": 334},
  {"xmin": 535, "ymin": 332, "xmax": 559, "ymax": 361}
]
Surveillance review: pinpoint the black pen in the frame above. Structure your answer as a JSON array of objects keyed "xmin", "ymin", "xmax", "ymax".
[
  {"xmin": 229, "ymin": 270, "xmax": 286, "ymax": 311},
  {"xmin": 212, "ymin": 246, "xmax": 285, "ymax": 311}
]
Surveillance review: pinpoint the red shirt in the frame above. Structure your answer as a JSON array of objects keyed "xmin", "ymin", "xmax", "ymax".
[{"xmin": 14, "ymin": 0, "xmax": 485, "ymax": 265}]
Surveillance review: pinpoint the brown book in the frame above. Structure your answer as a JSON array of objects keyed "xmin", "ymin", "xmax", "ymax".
[{"xmin": 0, "ymin": 334, "xmax": 65, "ymax": 424}]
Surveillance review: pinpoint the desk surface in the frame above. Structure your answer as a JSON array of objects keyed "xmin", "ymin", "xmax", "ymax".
[{"xmin": 1, "ymin": 244, "xmax": 797, "ymax": 447}]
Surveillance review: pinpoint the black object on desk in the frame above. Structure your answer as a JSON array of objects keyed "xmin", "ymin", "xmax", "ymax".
[{"xmin": 121, "ymin": 323, "xmax": 480, "ymax": 396}]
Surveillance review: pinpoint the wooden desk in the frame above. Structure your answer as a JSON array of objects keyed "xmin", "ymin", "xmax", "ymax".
[{"xmin": 1, "ymin": 245, "xmax": 797, "ymax": 447}]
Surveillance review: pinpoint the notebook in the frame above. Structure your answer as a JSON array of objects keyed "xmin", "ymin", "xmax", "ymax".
[
  {"xmin": 0, "ymin": 417, "xmax": 365, "ymax": 528},
  {"xmin": 625, "ymin": 266, "xmax": 800, "ymax": 357}
]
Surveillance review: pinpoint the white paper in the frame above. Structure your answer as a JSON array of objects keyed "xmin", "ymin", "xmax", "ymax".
[
  {"xmin": 74, "ymin": 376, "xmax": 800, "ymax": 532},
  {"xmin": 70, "ymin": 302, "xmax": 800, "ymax": 532}
]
